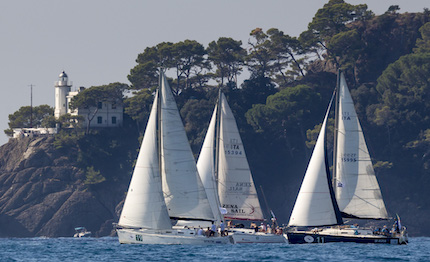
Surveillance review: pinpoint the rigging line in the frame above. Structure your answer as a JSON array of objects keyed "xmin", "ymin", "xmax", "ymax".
[
  {"xmin": 163, "ymin": 188, "xmax": 207, "ymax": 196},
  {"xmin": 350, "ymin": 193, "xmax": 383, "ymax": 210}
]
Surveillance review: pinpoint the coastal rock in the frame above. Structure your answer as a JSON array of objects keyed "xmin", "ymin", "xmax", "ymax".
[{"xmin": 0, "ymin": 136, "xmax": 127, "ymax": 237}]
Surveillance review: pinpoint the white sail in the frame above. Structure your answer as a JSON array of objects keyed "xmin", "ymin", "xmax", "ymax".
[
  {"xmin": 289, "ymin": 100, "xmax": 342, "ymax": 227},
  {"xmin": 159, "ymin": 73, "xmax": 214, "ymax": 221},
  {"xmin": 197, "ymin": 104, "xmax": 224, "ymax": 225},
  {"xmin": 334, "ymin": 73, "xmax": 388, "ymax": 219},
  {"xmin": 118, "ymin": 91, "xmax": 172, "ymax": 230},
  {"xmin": 217, "ymin": 93, "xmax": 264, "ymax": 221}
]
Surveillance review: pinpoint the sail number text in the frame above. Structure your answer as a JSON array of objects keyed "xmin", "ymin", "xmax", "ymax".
[
  {"xmin": 342, "ymin": 111, "xmax": 352, "ymax": 120},
  {"xmin": 341, "ymin": 153, "xmax": 357, "ymax": 162},
  {"xmin": 225, "ymin": 139, "xmax": 243, "ymax": 156},
  {"xmin": 135, "ymin": 234, "xmax": 143, "ymax": 242},
  {"xmin": 228, "ymin": 182, "xmax": 252, "ymax": 191}
]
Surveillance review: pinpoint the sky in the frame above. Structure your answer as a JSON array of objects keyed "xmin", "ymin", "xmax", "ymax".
[{"xmin": 0, "ymin": 0, "xmax": 428, "ymax": 146}]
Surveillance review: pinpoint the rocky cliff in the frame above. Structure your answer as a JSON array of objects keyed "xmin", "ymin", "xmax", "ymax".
[{"xmin": 0, "ymin": 136, "xmax": 126, "ymax": 237}]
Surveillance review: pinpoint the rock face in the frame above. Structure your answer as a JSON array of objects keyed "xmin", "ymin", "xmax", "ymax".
[{"xmin": 0, "ymin": 136, "xmax": 125, "ymax": 237}]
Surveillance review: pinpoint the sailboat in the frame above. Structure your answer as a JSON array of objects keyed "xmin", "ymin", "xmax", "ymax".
[
  {"xmin": 116, "ymin": 72, "xmax": 229, "ymax": 245},
  {"xmin": 286, "ymin": 71, "xmax": 408, "ymax": 245},
  {"xmin": 197, "ymin": 90, "xmax": 286, "ymax": 244}
]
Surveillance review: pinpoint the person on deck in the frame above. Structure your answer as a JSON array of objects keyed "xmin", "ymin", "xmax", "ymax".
[
  {"xmin": 210, "ymin": 222, "xmax": 217, "ymax": 237},
  {"xmin": 373, "ymin": 227, "xmax": 381, "ymax": 235},
  {"xmin": 220, "ymin": 221, "xmax": 226, "ymax": 236},
  {"xmin": 260, "ymin": 223, "xmax": 266, "ymax": 232},
  {"xmin": 382, "ymin": 225, "xmax": 389, "ymax": 236}
]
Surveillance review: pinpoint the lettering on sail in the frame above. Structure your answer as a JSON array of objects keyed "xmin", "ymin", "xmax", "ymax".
[
  {"xmin": 341, "ymin": 153, "xmax": 357, "ymax": 162},
  {"xmin": 229, "ymin": 182, "xmax": 252, "ymax": 191},
  {"xmin": 342, "ymin": 111, "xmax": 351, "ymax": 120},
  {"xmin": 224, "ymin": 138, "xmax": 243, "ymax": 156},
  {"xmin": 223, "ymin": 204, "xmax": 246, "ymax": 214}
]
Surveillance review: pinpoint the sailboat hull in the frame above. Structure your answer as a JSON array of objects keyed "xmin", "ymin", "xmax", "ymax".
[
  {"xmin": 286, "ymin": 228, "xmax": 408, "ymax": 245},
  {"xmin": 229, "ymin": 228, "xmax": 286, "ymax": 244},
  {"xmin": 117, "ymin": 228, "xmax": 231, "ymax": 245}
]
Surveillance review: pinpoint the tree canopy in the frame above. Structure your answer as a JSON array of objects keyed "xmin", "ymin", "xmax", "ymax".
[{"xmin": 4, "ymin": 105, "xmax": 54, "ymax": 136}]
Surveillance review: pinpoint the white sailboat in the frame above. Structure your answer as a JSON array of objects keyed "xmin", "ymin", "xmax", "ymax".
[
  {"xmin": 286, "ymin": 71, "xmax": 408, "ymax": 245},
  {"xmin": 116, "ymin": 72, "xmax": 229, "ymax": 245},
  {"xmin": 197, "ymin": 91, "xmax": 286, "ymax": 244}
]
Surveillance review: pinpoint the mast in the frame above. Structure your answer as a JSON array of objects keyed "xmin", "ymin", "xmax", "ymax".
[
  {"xmin": 214, "ymin": 88, "xmax": 222, "ymax": 186},
  {"xmin": 324, "ymin": 93, "xmax": 343, "ymax": 226},
  {"xmin": 29, "ymin": 84, "xmax": 34, "ymax": 128},
  {"xmin": 157, "ymin": 69, "xmax": 163, "ymax": 186},
  {"xmin": 332, "ymin": 69, "xmax": 341, "ymax": 189}
]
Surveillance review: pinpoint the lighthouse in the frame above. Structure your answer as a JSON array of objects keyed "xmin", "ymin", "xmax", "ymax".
[{"xmin": 54, "ymin": 71, "xmax": 72, "ymax": 118}]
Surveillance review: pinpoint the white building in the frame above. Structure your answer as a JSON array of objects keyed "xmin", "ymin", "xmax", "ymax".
[
  {"xmin": 13, "ymin": 127, "xmax": 57, "ymax": 138},
  {"xmin": 54, "ymin": 71, "xmax": 123, "ymax": 128},
  {"xmin": 54, "ymin": 71, "xmax": 72, "ymax": 118}
]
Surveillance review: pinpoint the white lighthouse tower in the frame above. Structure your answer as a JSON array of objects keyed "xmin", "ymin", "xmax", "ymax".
[{"xmin": 54, "ymin": 71, "xmax": 72, "ymax": 118}]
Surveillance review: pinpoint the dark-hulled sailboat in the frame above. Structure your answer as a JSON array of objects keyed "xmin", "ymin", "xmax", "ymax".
[{"xmin": 286, "ymin": 71, "xmax": 408, "ymax": 245}]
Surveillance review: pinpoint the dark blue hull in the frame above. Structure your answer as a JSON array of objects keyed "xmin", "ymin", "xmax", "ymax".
[{"xmin": 286, "ymin": 231, "xmax": 406, "ymax": 245}]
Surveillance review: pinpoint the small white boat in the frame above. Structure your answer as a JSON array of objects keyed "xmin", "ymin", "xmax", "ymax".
[{"xmin": 74, "ymin": 227, "xmax": 91, "ymax": 238}]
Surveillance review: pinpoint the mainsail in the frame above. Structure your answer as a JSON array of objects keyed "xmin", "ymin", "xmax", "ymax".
[
  {"xmin": 118, "ymin": 90, "xmax": 172, "ymax": 230},
  {"xmin": 334, "ymin": 73, "xmax": 388, "ymax": 219},
  {"xmin": 217, "ymin": 93, "xmax": 264, "ymax": 221},
  {"xmin": 159, "ymin": 73, "xmax": 214, "ymax": 221}
]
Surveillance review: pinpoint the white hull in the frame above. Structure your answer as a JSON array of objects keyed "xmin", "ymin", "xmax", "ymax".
[
  {"xmin": 74, "ymin": 232, "xmax": 91, "ymax": 238},
  {"xmin": 117, "ymin": 228, "xmax": 230, "ymax": 245},
  {"xmin": 229, "ymin": 228, "xmax": 287, "ymax": 244}
]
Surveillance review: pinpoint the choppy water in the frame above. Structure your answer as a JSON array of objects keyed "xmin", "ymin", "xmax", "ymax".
[{"xmin": 0, "ymin": 237, "xmax": 429, "ymax": 262}]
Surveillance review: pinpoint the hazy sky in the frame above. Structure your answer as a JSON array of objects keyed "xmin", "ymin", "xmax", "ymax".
[{"xmin": 0, "ymin": 0, "xmax": 428, "ymax": 145}]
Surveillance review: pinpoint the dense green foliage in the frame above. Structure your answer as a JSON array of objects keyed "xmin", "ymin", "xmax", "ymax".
[
  {"xmin": 4, "ymin": 105, "xmax": 54, "ymax": 136},
  {"xmin": 5, "ymin": 0, "xmax": 430, "ymax": 235},
  {"xmin": 7, "ymin": 105, "xmax": 54, "ymax": 128}
]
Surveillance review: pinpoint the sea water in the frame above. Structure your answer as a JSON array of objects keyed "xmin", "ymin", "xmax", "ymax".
[{"xmin": 0, "ymin": 237, "xmax": 429, "ymax": 262}]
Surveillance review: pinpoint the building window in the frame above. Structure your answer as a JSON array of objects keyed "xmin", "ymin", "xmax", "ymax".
[
  {"xmin": 112, "ymin": 116, "xmax": 117, "ymax": 124},
  {"xmin": 97, "ymin": 116, "xmax": 102, "ymax": 124},
  {"xmin": 98, "ymin": 102, "xmax": 103, "ymax": 109},
  {"xmin": 112, "ymin": 103, "xmax": 116, "ymax": 109}
]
